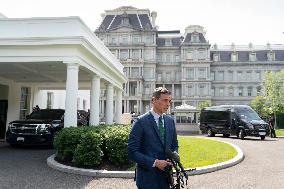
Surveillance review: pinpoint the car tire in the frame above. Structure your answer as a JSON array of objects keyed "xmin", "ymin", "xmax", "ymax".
[
  {"xmin": 207, "ymin": 128, "xmax": 215, "ymax": 137},
  {"xmin": 260, "ymin": 136, "xmax": 265, "ymax": 140},
  {"xmin": 239, "ymin": 129, "xmax": 245, "ymax": 140}
]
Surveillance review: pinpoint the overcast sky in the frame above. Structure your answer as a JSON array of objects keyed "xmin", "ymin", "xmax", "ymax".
[{"xmin": 1, "ymin": 0, "xmax": 284, "ymax": 45}]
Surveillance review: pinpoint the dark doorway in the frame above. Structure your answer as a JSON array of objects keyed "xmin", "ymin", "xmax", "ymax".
[{"xmin": 0, "ymin": 100, "xmax": 8, "ymax": 139}]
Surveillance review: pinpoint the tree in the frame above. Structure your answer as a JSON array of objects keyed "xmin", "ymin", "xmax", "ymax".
[
  {"xmin": 249, "ymin": 96, "xmax": 270, "ymax": 119},
  {"xmin": 198, "ymin": 100, "xmax": 212, "ymax": 110},
  {"xmin": 263, "ymin": 70, "xmax": 284, "ymax": 127}
]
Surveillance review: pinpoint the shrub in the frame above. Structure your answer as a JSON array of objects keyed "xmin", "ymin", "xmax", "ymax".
[
  {"xmin": 104, "ymin": 125, "xmax": 131, "ymax": 165},
  {"xmin": 73, "ymin": 131, "xmax": 103, "ymax": 167},
  {"xmin": 54, "ymin": 127, "xmax": 91, "ymax": 161},
  {"xmin": 54, "ymin": 124, "xmax": 132, "ymax": 168}
]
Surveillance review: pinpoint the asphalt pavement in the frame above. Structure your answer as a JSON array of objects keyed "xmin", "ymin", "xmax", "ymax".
[{"xmin": 0, "ymin": 136, "xmax": 283, "ymax": 189}]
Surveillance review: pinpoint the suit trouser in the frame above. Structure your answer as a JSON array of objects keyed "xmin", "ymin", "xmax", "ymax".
[{"xmin": 270, "ymin": 129, "xmax": 276, "ymax": 138}]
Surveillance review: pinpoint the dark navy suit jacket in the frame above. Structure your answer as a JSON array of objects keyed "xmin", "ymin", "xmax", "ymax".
[{"xmin": 127, "ymin": 111, "xmax": 178, "ymax": 189}]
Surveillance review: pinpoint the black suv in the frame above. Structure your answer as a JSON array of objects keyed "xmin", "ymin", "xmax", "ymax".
[{"xmin": 6, "ymin": 109, "xmax": 87, "ymax": 146}]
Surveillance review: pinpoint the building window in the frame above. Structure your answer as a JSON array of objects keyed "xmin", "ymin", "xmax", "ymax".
[
  {"xmin": 229, "ymin": 87, "xmax": 234, "ymax": 97},
  {"xmin": 249, "ymin": 52, "xmax": 256, "ymax": 61},
  {"xmin": 186, "ymin": 68, "xmax": 194, "ymax": 80},
  {"xmin": 238, "ymin": 87, "xmax": 243, "ymax": 96},
  {"xmin": 121, "ymin": 35, "xmax": 128, "ymax": 44},
  {"xmin": 211, "ymin": 87, "xmax": 215, "ymax": 96},
  {"xmin": 246, "ymin": 71, "xmax": 252, "ymax": 81},
  {"xmin": 219, "ymin": 88, "xmax": 224, "ymax": 97},
  {"xmin": 198, "ymin": 50, "xmax": 205, "ymax": 60},
  {"xmin": 132, "ymin": 35, "xmax": 140, "ymax": 44},
  {"xmin": 165, "ymin": 39, "xmax": 172, "ymax": 46},
  {"xmin": 146, "ymin": 36, "xmax": 152, "ymax": 44},
  {"xmin": 120, "ymin": 50, "xmax": 128, "ymax": 60},
  {"xmin": 166, "ymin": 54, "xmax": 171, "ymax": 62},
  {"xmin": 110, "ymin": 36, "xmax": 116, "ymax": 44},
  {"xmin": 255, "ymin": 71, "xmax": 261, "ymax": 81},
  {"xmin": 267, "ymin": 52, "xmax": 275, "ymax": 61},
  {"xmin": 132, "ymin": 49, "xmax": 140, "ymax": 60},
  {"xmin": 237, "ymin": 71, "xmax": 243, "ymax": 80},
  {"xmin": 247, "ymin": 87, "xmax": 252, "ymax": 96},
  {"xmin": 186, "ymin": 51, "xmax": 193, "ymax": 60},
  {"xmin": 175, "ymin": 55, "xmax": 180, "ymax": 62},
  {"xmin": 231, "ymin": 53, "xmax": 238, "ymax": 62},
  {"xmin": 20, "ymin": 87, "xmax": 29, "ymax": 119},
  {"xmin": 47, "ymin": 92, "xmax": 53, "ymax": 109},
  {"xmin": 210, "ymin": 71, "xmax": 215, "ymax": 80},
  {"xmin": 199, "ymin": 84, "xmax": 205, "ymax": 96},
  {"xmin": 192, "ymin": 34, "xmax": 199, "ymax": 42},
  {"xmin": 188, "ymin": 85, "xmax": 194, "ymax": 96},
  {"xmin": 198, "ymin": 68, "xmax": 206, "ymax": 79},
  {"xmin": 228, "ymin": 71, "xmax": 234, "ymax": 81},
  {"xmin": 217, "ymin": 71, "xmax": 224, "ymax": 81},
  {"xmin": 213, "ymin": 54, "xmax": 219, "ymax": 62},
  {"xmin": 131, "ymin": 67, "xmax": 139, "ymax": 77}
]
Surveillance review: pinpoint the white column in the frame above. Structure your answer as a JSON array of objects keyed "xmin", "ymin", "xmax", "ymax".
[
  {"xmin": 90, "ymin": 76, "xmax": 100, "ymax": 126},
  {"xmin": 6, "ymin": 83, "xmax": 21, "ymax": 129},
  {"xmin": 64, "ymin": 63, "xmax": 79, "ymax": 128},
  {"xmin": 106, "ymin": 83, "xmax": 114, "ymax": 125},
  {"xmin": 115, "ymin": 89, "xmax": 123, "ymax": 124}
]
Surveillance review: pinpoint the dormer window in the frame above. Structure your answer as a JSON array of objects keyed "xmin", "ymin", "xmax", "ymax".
[
  {"xmin": 165, "ymin": 39, "xmax": 172, "ymax": 46},
  {"xmin": 192, "ymin": 33, "xmax": 199, "ymax": 43},
  {"xmin": 213, "ymin": 53, "xmax": 219, "ymax": 62},
  {"xmin": 249, "ymin": 52, "xmax": 256, "ymax": 61},
  {"xmin": 231, "ymin": 52, "xmax": 238, "ymax": 62},
  {"xmin": 121, "ymin": 12, "xmax": 129, "ymax": 25},
  {"xmin": 267, "ymin": 51, "xmax": 275, "ymax": 61}
]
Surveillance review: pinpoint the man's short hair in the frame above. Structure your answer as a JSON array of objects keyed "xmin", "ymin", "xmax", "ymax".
[{"xmin": 152, "ymin": 87, "xmax": 171, "ymax": 99}]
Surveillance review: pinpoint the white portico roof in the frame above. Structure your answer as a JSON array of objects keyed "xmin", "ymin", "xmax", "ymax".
[
  {"xmin": 175, "ymin": 104, "xmax": 197, "ymax": 110},
  {"xmin": 0, "ymin": 16, "xmax": 127, "ymax": 89}
]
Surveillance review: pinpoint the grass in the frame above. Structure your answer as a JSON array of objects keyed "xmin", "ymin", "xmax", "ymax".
[
  {"xmin": 179, "ymin": 136, "xmax": 237, "ymax": 168},
  {"xmin": 276, "ymin": 129, "xmax": 284, "ymax": 136},
  {"xmin": 128, "ymin": 136, "xmax": 237, "ymax": 170}
]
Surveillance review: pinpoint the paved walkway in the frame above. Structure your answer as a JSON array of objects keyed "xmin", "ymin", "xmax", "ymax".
[{"xmin": 0, "ymin": 136, "xmax": 283, "ymax": 189}]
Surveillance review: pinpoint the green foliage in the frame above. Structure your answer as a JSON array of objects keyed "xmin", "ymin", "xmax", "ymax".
[
  {"xmin": 249, "ymin": 96, "xmax": 270, "ymax": 118},
  {"xmin": 54, "ymin": 127, "xmax": 91, "ymax": 161},
  {"xmin": 73, "ymin": 132, "xmax": 103, "ymax": 167},
  {"xmin": 54, "ymin": 124, "xmax": 131, "ymax": 168},
  {"xmin": 263, "ymin": 70, "xmax": 284, "ymax": 114},
  {"xmin": 198, "ymin": 100, "xmax": 212, "ymax": 110},
  {"xmin": 104, "ymin": 125, "xmax": 131, "ymax": 165}
]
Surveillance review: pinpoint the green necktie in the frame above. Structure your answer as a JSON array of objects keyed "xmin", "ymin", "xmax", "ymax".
[{"xmin": 159, "ymin": 116, "xmax": 165, "ymax": 144}]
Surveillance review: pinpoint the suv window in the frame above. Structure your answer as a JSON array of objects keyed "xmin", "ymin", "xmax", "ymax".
[
  {"xmin": 235, "ymin": 108, "xmax": 261, "ymax": 121},
  {"xmin": 29, "ymin": 110, "xmax": 64, "ymax": 120}
]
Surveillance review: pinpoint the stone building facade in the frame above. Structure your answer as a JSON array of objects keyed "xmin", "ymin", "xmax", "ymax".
[{"xmin": 95, "ymin": 6, "xmax": 284, "ymax": 115}]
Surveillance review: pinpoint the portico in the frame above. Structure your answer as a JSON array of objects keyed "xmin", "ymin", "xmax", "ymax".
[{"xmin": 0, "ymin": 16, "xmax": 127, "ymax": 138}]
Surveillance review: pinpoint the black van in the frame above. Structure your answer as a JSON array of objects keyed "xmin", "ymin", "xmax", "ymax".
[{"xmin": 199, "ymin": 105, "xmax": 269, "ymax": 140}]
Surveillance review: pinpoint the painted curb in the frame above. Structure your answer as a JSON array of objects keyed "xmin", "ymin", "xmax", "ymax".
[{"xmin": 47, "ymin": 138, "xmax": 244, "ymax": 178}]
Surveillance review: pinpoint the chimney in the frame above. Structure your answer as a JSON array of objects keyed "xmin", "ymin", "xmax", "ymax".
[{"xmin": 151, "ymin": 11, "xmax": 157, "ymax": 27}]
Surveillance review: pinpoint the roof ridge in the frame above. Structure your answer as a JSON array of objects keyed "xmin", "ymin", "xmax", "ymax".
[
  {"xmin": 107, "ymin": 15, "xmax": 116, "ymax": 30},
  {"xmin": 137, "ymin": 14, "xmax": 143, "ymax": 29}
]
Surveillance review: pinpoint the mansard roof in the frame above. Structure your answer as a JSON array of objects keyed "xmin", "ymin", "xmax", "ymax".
[
  {"xmin": 97, "ymin": 13, "xmax": 153, "ymax": 31},
  {"xmin": 210, "ymin": 50, "xmax": 284, "ymax": 61},
  {"xmin": 157, "ymin": 37, "xmax": 182, "ymax": 47},
  {"xmin": 183, "ymin": 33, "xmax": 207, "ymax": 43}
]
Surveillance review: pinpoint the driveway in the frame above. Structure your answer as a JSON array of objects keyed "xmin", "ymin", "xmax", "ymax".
[{"xmin": 0, "ymin": 136, "xmax": 283, "ymax": 189}]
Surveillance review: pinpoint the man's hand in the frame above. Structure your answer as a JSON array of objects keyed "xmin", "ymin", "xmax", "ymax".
[{"xmin": 155, "ymin": 159, "xmax": 172, "ymax": 171}]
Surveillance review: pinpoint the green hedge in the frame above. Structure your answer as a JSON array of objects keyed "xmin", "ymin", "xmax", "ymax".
[{"xmin": 53, "ymin": 125, "xmax": 131, "ymax": 168}]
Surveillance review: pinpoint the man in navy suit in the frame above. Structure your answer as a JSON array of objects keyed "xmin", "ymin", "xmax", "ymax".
[{"xmin": 128, "ymin": 87, "xmax": 178, "ymax": 189}]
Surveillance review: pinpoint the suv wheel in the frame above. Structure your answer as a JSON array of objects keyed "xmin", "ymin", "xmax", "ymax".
[
  {"xmin": 239, "ymin": 129, "xmax": 245, "ymax": 140},
  {"xmin": 207, "ymin": 128, "xmax": 215, "ymax": 137}
]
